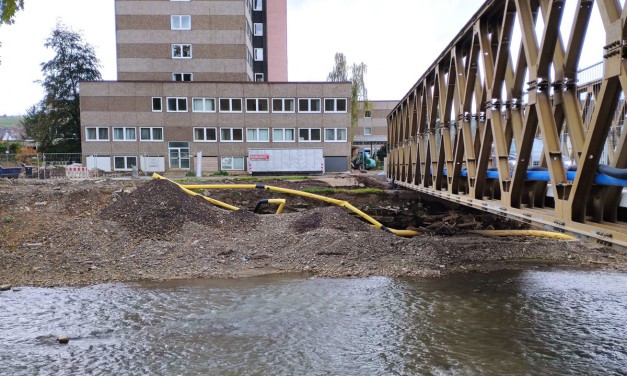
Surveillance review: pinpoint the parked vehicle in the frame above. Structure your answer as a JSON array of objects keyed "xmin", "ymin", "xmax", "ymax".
[{"xmin": 352, "ymin": 152, "xmax": 376, "ymax": 170}]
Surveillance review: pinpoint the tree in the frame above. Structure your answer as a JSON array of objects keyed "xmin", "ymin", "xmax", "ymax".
[
  {"xmin": 22, "ymin": 22, "xmax": 102, "ymax": 152},
  {"xmin": 327, "ymin": 53, "xmax": 372, "ymax": 127},
  {"xmin": 0, "ymin": 0, "xmax": 24, "ymax": 24},
  {"xmin": 327, "ymin": 53, "xmax": 348, "ymax": 82}
]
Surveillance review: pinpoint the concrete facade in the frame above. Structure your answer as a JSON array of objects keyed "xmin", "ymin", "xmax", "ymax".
[
  {"xmin": 353, "ymin": 100, "xmax": 396, "ymax": 157},
  {"xmin": 80, "ymin": 0, "xmax": 350, "ymax": 173},
  {"xmin": 80, "ymin": 81, "xmax": 352, "ymax": 173}
]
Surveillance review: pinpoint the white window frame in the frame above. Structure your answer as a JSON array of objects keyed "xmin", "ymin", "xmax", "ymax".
[
  {"xmin": 246, "ymin": 128, "xmax": 270, "ymax": 142},
  {"xmin": 152, "ymin": 97, "xmax": 162, "ymax": 112},
  {"xmin": 113, "ymin": 127, "xmax": 137, "ymax": 141},
  {"xmin": 324, "ymin": 98, "xmax": 348, "ymax": 113},
  {"xmin": 171, "ymin": 44, "xmax": 192, "ymax": 59},
  {"xmin": 167, "ymin": 97, "xmax": 188, "ymax": 112},
  {"xmin": 253, "ymin": 23, "xmax": 263, "ymax": 36},
  {"xmin": 365, "ymin": 110, "xmax": 372, "ymax": 118},
  {"xmin": 219, "ymin": 98, "xmax": 243, "ymax": 113},
  {"xmin": 220, "ymin": 128, "xmax": 244, "ymax": 142},
  {"xmin": 253, "ymin": 0, "xmax": 262, "ymax": 11},
  {"xmin": 86, "ymin": 127, "xmax": 109, "ymax": 141},
  {"xmin": 192, "ymin": 98, "xmax": 216, "ymax": 113},
  {"xmin": 254, "ymin": 48, "xmax": 264, "ymax": 61},
  {"xmin": 298, "ymin": 128, "xmax": 322, "ymax": 142},
  {"xmin": 171, "ymin": 15, "xmax": 191, "ymax": 30},
  {"xmin": 246, "ymin": 98, "xmax": 269, "ymax": 113},
  {"xmin": 113, "ymin": 156, "xmax": 138, "ymax": 171},
  {"xmin": 255, "ymin": 73, "xmax": 264, "ymax": 82},
  {"xmin": 193, "ymin": 127, "xmax": 218, "ymax": 142},
  {"xmin": 364, "ymin": 127, "xmax": 372, "ymax": 136},
  {"xmin": 324, "ymin": 128, "xmax": 348, "ymax": 142},
  {"xmin": 221, "ymin": 156, "xmax": 245, "ymax": 171},
  {"xmin": 139, "ymin": 127, "xmax": 164, "ymax": 142},
  {"xmin": 298, "ymin": 98, "xmax": 321, "ymax": 113},
  {"xmin": 172, "ymin": 73, "xmax": 193, "ymax": 81},
  {"xmin": 272, "ymin": 98, "xmax": 295, "ymax": 113},
  {"xmin": 273, "ymin": 128, "xmax": 295, "ymax": 143}
]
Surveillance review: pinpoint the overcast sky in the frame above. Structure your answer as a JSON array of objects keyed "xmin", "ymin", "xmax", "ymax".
[{"xmin": 0, "ymin": 0, "xmax": 604, "ymax": 116}]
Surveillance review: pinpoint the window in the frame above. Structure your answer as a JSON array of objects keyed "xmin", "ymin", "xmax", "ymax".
[
  {"xmin": 219, "ymin": 98, "xmax": 243, "ymax": 113},
  {"xmin": 192, "ymin": 98, "xmax": 216, "ymax": 112},
  {"xmin": 254, "ymin": 48, "xmax": 263, "ymax": 61},
  {"xmin": 193, "ymin": 127, "xmax": 217, "ymax": 142},
  {"xmin": 273, "ymin": 128, "xmax": 295, "ymax": 142},
  {"xmin": 113, "ymin": 127, "xmax": 136, "ymax": 141},
  {"xmin": 272, "ymin": 98, "xmax": 295, "ymax": 113},
  {"xmin": 140, "ymin": 127, "xmax": 164, "ymax": 141},
  {"xmin": 298, "ymin": 128, "xmax": 321, "ymax": 142},
  {"xmin": 298, "ymin": 98, "xmax": 321, "ymax": 113},
  {"xmin": 173, "ymin": 73, "xmax": 193, "ymax": 81},
  {"xmin": 247, "ymin": 128, "xmax": 270, "ymax": 142},
  {"xmin": 221, "ymin": 157, "xmax": 245, "ymax": 171},
  {"xmin": 114, "ymin": 156, "xmax": 138, "ymax": 171},
  {"xmin": 254, "ymin": 23, "xmax": 263, "ymax": 36},
  {"xmin": 246, "ymin": 98, "xmax": 269, "ymax": 113},
  {"xmin": 86, "ymin": 127, "xmax": 109, "ymax": 141},
  {"xmin": 172, "ymin": 44, "xmax": 192, "ymax": 58},
  {"xmin": 253, "ymin": 0, "xmax": 262, "ymax": 11},
  {"xmin": 220, "ymin": 128, "xmax": 244, "ymax": 142},
  {"xmin": 167, "ymin": 97, "xmax": 188, "ymax": 112},
  {"xmin": 364, "ymin": 127, "xmax": 372, "ymax": 136},
  {"xmin": 171, "ymin": 15, "xmax": 191, "ymax": 30},
  {"xmin": 365, "ymin": 110, "xmax": 372, "ymax": 118},
  {"xmin": 324, "ymin": 98, "xmax": 348, "ymax": 113},
  {"xmin": 255, "ymin": 73, "xmax": 264, "ymax": 82},
  {"xmin": 152, "ymin": 97, "xmax": 162, "ymax": 112},
  {"xmin": 324, "ymin": 128, "xmax": 348, "ymax": 142}
]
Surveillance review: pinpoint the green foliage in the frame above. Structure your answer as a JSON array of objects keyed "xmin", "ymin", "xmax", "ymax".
[
  {"xmin": 0, "ymin": 0, "xmax": 24, "ymax": 25},
  {"xmin": 301, "ymin": 187, "xmax": 383, "ymax": 195},
  {"xmin": 21, "ymin": 22, "xmax": 102, "ymax": 153},
  {"xmin": 377, "ymin": 144, "xmax": 387, "ymax": 160},
  {"xmin": 0, "ymin": 142, "xmax": 18, "ymax": 153},
  {"xmin": 211, "ymin": 170, "xmax": 229, "ymax": 176},
  {"xmin": 2, "ymin": 215, "xmax": 14, "ymax": 224},
  {"xmin": 235, "ymin": 175, "xmax": 310, "ymax": 182},
  {"xmin": 0, "ymin": 116, "xmax": 22, "ymax": 129},
  {"xmin": 327, "ymin": 53, "xmax": 371, "ymax": 127},
  {"xmin": 327, "ymin": 53, "xmax": 348, "ymax": 82}
]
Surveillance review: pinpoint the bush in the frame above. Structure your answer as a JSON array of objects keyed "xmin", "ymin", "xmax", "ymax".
[
  {"xmin": 211, "ymin": 170, "xmax": 229, "ymax": 176},
  {"xmin": 16, "ymin": 147, "xmax": 37, "ymax": 164}
]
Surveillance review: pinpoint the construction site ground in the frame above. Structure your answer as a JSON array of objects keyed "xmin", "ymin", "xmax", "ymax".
[{"xmin": 1, "ymin": 173, "xmax": 626, "ymax": 287}]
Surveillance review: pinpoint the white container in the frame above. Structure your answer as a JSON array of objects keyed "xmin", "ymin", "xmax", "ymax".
[{"xmin": 248, "ymin": 148, "xmax": 324, "ymax": 174}]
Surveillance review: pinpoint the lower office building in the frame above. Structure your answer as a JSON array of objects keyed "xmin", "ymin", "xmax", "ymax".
[{"xmin": 80, "ymin": 81, "xmax": 352, "ymax": 174}]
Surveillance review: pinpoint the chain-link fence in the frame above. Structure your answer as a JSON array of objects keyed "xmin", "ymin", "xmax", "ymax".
[{"xmin": 0, "ymin": 153, "xmax": 151, "ymax": 179}]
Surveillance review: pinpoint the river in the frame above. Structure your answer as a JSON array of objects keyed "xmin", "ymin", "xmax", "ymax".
[{"xmin": 1, "ymin": 269, "xmax": 626, "ymax": 375}]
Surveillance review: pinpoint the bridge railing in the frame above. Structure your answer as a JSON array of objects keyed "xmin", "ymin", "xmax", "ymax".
[{"xmin": 387, "ymin": 0, "xmax": 627, "ymax": 248}]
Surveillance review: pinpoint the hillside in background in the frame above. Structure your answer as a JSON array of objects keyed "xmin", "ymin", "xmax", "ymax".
[{"xmin": 0, "ymin": 116, "xmax": 22, "ymax": 129}]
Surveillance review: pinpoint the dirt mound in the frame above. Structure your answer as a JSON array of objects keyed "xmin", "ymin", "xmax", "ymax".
[
  {"xmin": 289, "ymin": 207, "xmax": 371, "ymax": 234},
  {"xmin": 100, "ymin": 180, "xmax": 229, "ymax": 239}
]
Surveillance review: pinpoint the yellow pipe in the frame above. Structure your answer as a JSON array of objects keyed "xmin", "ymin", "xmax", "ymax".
[
  {"xmin": 180, "ymin": 182, "xmax": 420, "ymax": 237},
  {"xmin": 152, "ymin": 173, "xmax": 240, "ymax": 211},
  {"xmin": 470, "ymin": 229, "xmax": 576, "ymax": 240},
  {"xmin": 267, "ymin": 199, "xmax": 286, "ymax": 214}
]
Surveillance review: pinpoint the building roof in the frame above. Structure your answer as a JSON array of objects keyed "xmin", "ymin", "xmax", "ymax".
[{"xmin": 353, "ymin": 135, "xmax": 387, "ymax": 144}]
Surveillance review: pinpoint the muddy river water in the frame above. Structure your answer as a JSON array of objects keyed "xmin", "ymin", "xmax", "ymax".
[{"xmin": 1, "ymin": 269, "xmax": 626, "ymax": 375}]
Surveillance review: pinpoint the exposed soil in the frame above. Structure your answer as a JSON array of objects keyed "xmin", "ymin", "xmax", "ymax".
[{"xmin": 1, "ymin": 175, "xmax": 626, "ymax": 287}]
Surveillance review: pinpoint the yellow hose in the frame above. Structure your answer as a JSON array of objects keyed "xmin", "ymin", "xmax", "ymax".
[
  {"xmin": 152, "ymin": 173, "xmax": 240, "ymax": 211},
  {"xmin": 179, "ymin": 182, "xmax": 420, "ymax": 237},
  {"xmin": 470, "ymin": 230, "xmax": 576, "ymax": 240}
]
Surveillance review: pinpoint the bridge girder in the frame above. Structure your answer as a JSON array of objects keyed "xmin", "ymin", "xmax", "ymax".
[{"xmin": 388, "ymin": 0, "xmax": 627, "ymax": 248}]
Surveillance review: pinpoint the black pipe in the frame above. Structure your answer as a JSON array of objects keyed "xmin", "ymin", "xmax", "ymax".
[{"xmin": 598, "ymin": 164, "xmax": 627, "ymax": 179}]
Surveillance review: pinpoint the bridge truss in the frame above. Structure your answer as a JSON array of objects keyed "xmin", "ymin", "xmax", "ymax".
[{"xmin": 387, "ymin": 0, "xmax": 627, "ymax": 248}]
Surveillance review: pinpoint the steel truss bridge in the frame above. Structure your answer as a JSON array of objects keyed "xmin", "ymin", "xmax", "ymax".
[{"xmin": 387, "ymin": 0, "xmax": 627, "ymax": 249}]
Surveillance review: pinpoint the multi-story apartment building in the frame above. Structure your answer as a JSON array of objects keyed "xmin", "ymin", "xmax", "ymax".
[
  {"xmin": 115, "ymin": 0, "xmax": 287, "ymax": 83},
  {"xmin": 81, "ymin": 0, "xmax": 351, "ymax": 174},
  {"xmin": 353, "ymin": 100, "xmax": 396, "ymax": 158}
]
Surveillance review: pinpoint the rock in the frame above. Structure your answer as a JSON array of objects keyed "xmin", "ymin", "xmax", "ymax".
[
  {"xmin": 34, "ymin": 201, "xmax": 48, "ymax": 206},
  {"xmin": 25, "ymin": 243, "xmax": 43, "ymax": 249},
  {"xmin": 58, "ymin": 336, "xmax": 69, "ymax": 344},
  {"xmin": 0, "ymin": 284, "xmax": 12, "ymax": 291}
]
